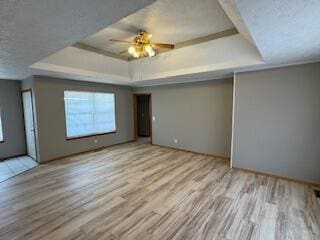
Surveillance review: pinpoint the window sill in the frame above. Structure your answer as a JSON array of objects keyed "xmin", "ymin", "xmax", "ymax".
[{"xmin": 66, "ymin": 131, "xmax": 116, "ymax": 141}]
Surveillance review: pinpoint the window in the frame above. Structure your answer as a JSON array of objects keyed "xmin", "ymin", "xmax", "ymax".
[
  {"xmin": 0, "ymin": 111, "xmax": 3, "ymax": 142},
  {"xmin": 64, "ymin": 91, "xmax": 116, "ymax": 139}
]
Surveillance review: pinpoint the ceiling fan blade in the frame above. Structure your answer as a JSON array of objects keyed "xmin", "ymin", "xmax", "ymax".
[
  {"xmin": 119, "ymin": 49, "xmax": 129, "ymax": 55},
  {"xmin": 109, "ymin": 39, "xmax": 131, "ymax": 44},
  {"xmin": 153, "ymin": 43, "xmax": 174, "ymax": 49}
]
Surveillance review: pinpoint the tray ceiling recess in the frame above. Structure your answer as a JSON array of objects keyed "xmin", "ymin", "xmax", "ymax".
[
  {"xmin": 30, "ymin": 0, "xmax": 267, "ymax": 86},
  {"xmin": 73, "ymin": 0, "xmax": 238, "ymax": 61},
  {"xmin": 73, "ymin": 28, "xmax": 238, "ymax": 61}
]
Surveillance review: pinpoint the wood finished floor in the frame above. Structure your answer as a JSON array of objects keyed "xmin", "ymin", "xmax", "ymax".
[{"xmin": 0, "ymin": 142, "xmax": 319, "ymax": 240}]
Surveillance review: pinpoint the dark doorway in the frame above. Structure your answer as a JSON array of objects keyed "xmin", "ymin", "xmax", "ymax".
[{"xmin": 133, "ymin": 94, "xmax": 152, "ymax": 144}]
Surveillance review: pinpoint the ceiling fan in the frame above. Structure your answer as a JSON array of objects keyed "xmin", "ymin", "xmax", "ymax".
[{"xmin": 110, "ymin": 31, "xmax": 174, "ymax": 59}]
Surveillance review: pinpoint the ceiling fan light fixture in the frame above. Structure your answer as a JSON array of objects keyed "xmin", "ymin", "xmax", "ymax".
[
  {"xmin": 128, "ymin": 46, "xmax": 136, "ymax": 55},
  {"xmin": 113, "ymin": 31, "xmax": 174, "ymax": 59},
  {"xmin": 128, "ymin": 45, "xmax": 141, "ymax": 58},
  {"xmin": 144, "ymin": 44, "xmax": 153, "ymax": 54},
  {"xmin": 148, "ymin": 49, "xmax": 156, "ymax": 57},
  {"xmin": 128, "ymin": 43, "xmax": 156, "ymax": 58},
  {"xmin": 144, "ymin": 44, "xmax": 155, "ymax": 58}
]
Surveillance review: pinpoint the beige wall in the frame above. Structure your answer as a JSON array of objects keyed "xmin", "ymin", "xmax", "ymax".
[
  {"xmin": 233, "ymin": 62, "xmax": 320, "ymax": 184},
  {"xmin": 135, "ymin": 78, "xmax": 233, "ymax": 157},
  {"xmin": 27, "ymin": 76, "xmax": 134, "ymax": 163}
]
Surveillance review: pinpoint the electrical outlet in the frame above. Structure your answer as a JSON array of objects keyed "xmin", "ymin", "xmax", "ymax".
[
  {"xmin": 174, "ymin": 138, "xmax": 178, "ymax": 144},
  {"xmin": 94, "ymin": 139, "xmax": 98, "ymax": 144}
]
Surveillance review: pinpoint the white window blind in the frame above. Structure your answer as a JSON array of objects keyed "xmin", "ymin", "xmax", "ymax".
[
  {"xmin": 64, "ymin": 91, "xmax": 116, "ymax": 138},
  {"xmin": 0, "ymin": 111, "xmax": 3, "ymax": 142}
]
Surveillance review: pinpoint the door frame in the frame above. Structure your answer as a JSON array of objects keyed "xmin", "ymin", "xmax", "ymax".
[
  {"xmin": 133, "ymin": 93, "xmax": 152, "ymax": 144},
  {"xmin": 21, "ymin": 89, "xmax": 38, "ymax": 162}
]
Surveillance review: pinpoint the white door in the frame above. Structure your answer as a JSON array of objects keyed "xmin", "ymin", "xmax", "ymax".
[{"xmin": 22, "ymin": 91, "xmax": 37, "ymax": 160}]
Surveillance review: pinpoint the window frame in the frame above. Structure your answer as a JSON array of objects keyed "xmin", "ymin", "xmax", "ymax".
[
  {"xmin": 63, "ymin": 90, "xmax": 117, "ymax": 140},
  {"xmin": 0, "ymin": 108, "xmax": 3, "ymax": 143}
]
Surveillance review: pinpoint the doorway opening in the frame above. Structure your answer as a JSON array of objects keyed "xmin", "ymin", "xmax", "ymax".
[
  {"xmin": 22, "ymin": 90, "xmax": 37, "ymax": 162},
  {"xmin": 0, "ymin": 90, "xmax": 38, "ymax": 182},
  {"xmin": 133, "ymin": 94, "xmax": 152, "ymax": 144}
]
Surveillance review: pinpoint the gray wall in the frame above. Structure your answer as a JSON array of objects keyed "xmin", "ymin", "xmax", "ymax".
[
  {"xmin": 0, "ymin": 80, "xmax": 26, "ymax": 159},
  {"xmin": 233, "ymin": 62, "xmax": 320, "ymax": 184},
  {"xmin": 135, "ymin": 79, "xmax": 233, "ymax": 157},
  {"xmin": 31, "ymin": 76, "xmax": 134, "ymax": 163}
]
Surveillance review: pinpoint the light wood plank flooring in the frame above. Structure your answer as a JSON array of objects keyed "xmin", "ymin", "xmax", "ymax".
[{"xmin": 0, "ymin": 142, "xmax": 319, "ymax": 240}]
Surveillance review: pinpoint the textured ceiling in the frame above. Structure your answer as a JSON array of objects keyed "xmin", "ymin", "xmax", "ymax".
[
  {"xmin": 0, "ymin": 0, "xmax": 156, "ymax": 79},
  {"xmin": 79, "ymin": 0, "xmax": 234, "ymax": 56},
  {"xmin": 2, "ymin": 0, "xmax": 319, "ymax": 86},
  {"xmin": 232, "ymin": 0, "xmax": 320, "ymax": 63},
  {"xmin": 217, "ymin": 0, "xmax": 255, "ymax": 44}
]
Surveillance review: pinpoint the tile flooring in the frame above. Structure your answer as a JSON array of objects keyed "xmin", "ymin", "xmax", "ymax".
[{"xmin": 0, "ymin": 156, "xmax": 38, "ymax": 182}]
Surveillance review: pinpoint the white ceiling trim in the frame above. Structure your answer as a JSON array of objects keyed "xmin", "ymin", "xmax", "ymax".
[
  {"xmin": 30, "ymin": 34, "xmax": 264, "ymax": 86},
  {"xmin": 31, "ymin": 46, "xmax": 130, "ymax": 79},
  {"xmin": 30, "ymin": 62, "xmax": 130, "ymax": 84}
]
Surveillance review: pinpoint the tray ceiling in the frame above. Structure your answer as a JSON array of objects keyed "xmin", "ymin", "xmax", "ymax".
[
  {"xmin": 79, "ymin": 0, "xmax": 235, "ymax": 56},
  {"xmin": 2, "ymin": 0, "xmax": 317, "ymax": 87}
]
